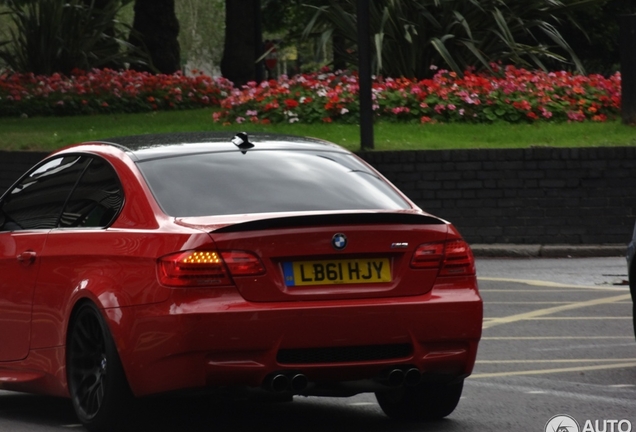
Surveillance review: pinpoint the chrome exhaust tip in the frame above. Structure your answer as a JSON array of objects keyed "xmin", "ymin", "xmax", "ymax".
[
  {"xmin": 404, "ymin": 368, "xmax": 421, "ymax": 386},
  {"xmin": 290, "ymin": 374, "xmax": 308, "ymax": 392},
  {"xmin": 376, "ymin": 368, "xmax": 405, "ymax": 387},
  {"xmin": 264, "ymin": 373, "xmax": 290, "ymax": 393}
]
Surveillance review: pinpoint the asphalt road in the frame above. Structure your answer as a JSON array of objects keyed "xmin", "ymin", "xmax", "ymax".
[{"xmin": 1, "ymin": 257, "xmax": 634, "ymax": 432}]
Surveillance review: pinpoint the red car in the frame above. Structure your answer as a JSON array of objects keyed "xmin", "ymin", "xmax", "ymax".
[{"xmin": 0, "ymin": 132, "xmax": 482, "ymax": 431}]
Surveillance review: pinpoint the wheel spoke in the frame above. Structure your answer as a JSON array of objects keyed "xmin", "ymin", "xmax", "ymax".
[
  {"xmin": 68, "ymin": 304, "xmax": 130, "ymax": 429},
  {"xmin": 68, "ymin": 308, "xmax": 110, "ymax": 418}
]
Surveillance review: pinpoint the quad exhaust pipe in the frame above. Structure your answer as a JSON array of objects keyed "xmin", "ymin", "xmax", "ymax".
[{"xmin": 263, "ymin": 366, "xmax": 422, "ymax": 393}]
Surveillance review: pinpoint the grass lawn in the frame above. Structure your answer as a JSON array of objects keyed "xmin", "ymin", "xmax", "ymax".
[{"xmin": 0, "ymin": 109, "xmax": 635, "ymax": 152}]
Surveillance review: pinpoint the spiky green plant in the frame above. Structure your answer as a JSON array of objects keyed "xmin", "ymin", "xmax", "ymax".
[
  {"xmin": 0, "ymin": 0, "xmax": 147, "ymax": 75},
  {"xmin": 304, "ymin": 0, "xmax": 601, "ymax": 78}
]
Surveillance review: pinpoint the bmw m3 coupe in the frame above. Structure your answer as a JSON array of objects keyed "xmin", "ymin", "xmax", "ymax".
[{"xmin": 0, "ymin": 132, "xmax": 482, "ymax": 431}]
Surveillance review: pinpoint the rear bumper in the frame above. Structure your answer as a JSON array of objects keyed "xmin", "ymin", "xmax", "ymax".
[{"xmin": 107, "ymin": 278, "xmax": 482, "ymax": 397}]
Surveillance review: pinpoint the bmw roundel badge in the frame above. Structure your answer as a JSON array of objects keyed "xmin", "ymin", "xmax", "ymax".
[{"xmin": 332, "ymin": 233, "xmax": 347, "ymax": 250}]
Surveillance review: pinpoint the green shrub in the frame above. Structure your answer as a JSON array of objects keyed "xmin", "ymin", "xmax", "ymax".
[
  {"xmin": 305, "ymin": 0, "xmax": 598, "ymax": 79},
  {"xmin": 0, "ymin": 0, "xmax": 146, "ymax": 75}
]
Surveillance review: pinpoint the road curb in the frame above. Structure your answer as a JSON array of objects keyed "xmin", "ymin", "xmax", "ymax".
[{"xmin": 471, "ymin": 244, "xmax": 626, "ymax": 258}]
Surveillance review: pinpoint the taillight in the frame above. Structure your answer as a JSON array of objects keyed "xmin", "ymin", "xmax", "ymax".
[
  {"xmin": 411, "ymin": 239, "xmax": 475, "ymax": 276},
  {"xmin": 158, "ymin": 249, "xmax": 265, "ymax": 287},
  {"xmin": 439, "ymin": 239, "xmax": 475, "ymax": 276}
]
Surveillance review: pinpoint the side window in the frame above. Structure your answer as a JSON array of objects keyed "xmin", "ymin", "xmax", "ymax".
[
  {"xmin": 58, "ymin": 157, "xmax": 124, "ymax": 228},
  {"xmin": 0, "ymin": 156, "xmax": 90, "ymax": 231}
]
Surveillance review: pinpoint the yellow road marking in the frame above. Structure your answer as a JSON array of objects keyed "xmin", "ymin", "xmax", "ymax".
[
  {"xmin": 477, "ymin": 359, "xmax": 636, "ymax": 364},
  {"xmin": 470, "ymin": 362, "xmax": 636, "ymax": 379},
  {"xmin": 480, "ymin": 289, "xmax": 610, "ymax": 293},
  {"xmin": 488, "ymin": 301, "xmax": 573, "ymax": 304},
  {"xmin": 523, "ymin": 317, "xmax": 631, "ymax": 320},
  {"xmin": 483, "ymin": 336, "xmax": 633, "ymax": 340},
  {"xmin": 487, "ymin": 301, "xmax": 633, "ymax": 305},
  {"xmin": 479, "ymin": 277, "xmax": 628, "ymax": 291},
  {"xmin": 482, "ymin": 294, "xmax": 632, "ymax": 329}
]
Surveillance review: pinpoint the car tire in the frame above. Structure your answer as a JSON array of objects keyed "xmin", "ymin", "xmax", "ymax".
[
  {"xmin": 67, "ymin": 302, "xmax": 134, "ymax": 432},
  {"xmin": 631, "ymin": 288, "xmax": 636, "ymax": 342},
  {"xmin": 375, "ymin": 380, "xmax": 463, "ymax": 421},
  {"xmin": 629, "ymin": 262, "xmax": 636, "ymax": 342}
]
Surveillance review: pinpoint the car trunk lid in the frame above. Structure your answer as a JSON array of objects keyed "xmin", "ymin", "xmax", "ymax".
[{"xmin": 176, "ymin": 211, "xmax": 453, "ymax": 302}]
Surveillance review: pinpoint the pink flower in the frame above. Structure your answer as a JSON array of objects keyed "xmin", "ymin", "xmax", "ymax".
[{"xmin": 391, "ymin": 106, "xmax": 410, "ymax": 115}]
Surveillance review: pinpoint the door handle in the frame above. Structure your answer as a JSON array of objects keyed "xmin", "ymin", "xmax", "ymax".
[{"xmin": 17, "ymin": 251, "xmax": 37, "ymax": 265}]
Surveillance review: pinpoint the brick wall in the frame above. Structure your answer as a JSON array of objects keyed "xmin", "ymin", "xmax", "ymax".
[
  {"xmin": 358, "ymin": 147, "xmax": 636, "ymax": 245},
  {"xmin": 2, "ymin": 147, "xmax": 635, "ymax": 245}
]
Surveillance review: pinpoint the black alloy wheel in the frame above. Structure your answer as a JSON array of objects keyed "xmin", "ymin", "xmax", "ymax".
[
  {"xmin": 375, "ymin": 380, "xmax": 464, "ymax": 421},
  {"xmin": 67, "ymin": 302, "xmax": 133, "ymax": 431}
]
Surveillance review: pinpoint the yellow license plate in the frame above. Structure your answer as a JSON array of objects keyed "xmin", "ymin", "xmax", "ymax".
[{"xmin": 282, "ymin": 258, "xmax": 391, "ymax": 286}]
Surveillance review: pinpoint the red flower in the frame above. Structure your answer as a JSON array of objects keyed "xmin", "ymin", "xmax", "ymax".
[{"xmin": 284, "ymin": 99, "xmax": 299, "ymax": 109}]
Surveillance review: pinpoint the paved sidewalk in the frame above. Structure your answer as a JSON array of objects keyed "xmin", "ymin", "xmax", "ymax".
[{"xmin": 471, "ymin": 244, "xmax": 626, "ymax": 258}]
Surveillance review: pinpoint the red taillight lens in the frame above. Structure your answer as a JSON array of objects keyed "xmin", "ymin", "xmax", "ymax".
[
  {"xmin": 439, "ymin": 239, "xmax": 475, "ymax": 276},
  {"xmin": 158, "ymin": 250, "xmax": 265, "ymax": 287},
  {"xmin": 411, "ymin": 239, "xmax": 475, "ymax": 276}
]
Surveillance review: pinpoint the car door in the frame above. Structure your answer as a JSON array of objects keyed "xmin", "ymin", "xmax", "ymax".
[
  {"xmin": 0, "ymin": 155, "xmax": 90, "ymax": 361},
  {"xmin": 29, "ymin": 156, "xmax": 126, "ymax": 349}
]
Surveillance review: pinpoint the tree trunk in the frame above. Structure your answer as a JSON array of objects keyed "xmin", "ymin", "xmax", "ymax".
[
  {"xmin": 221, "ymin": 0, "xmax": 262, "ymax": 87},
  {"xmin": 129, "ymin": 0, "xmax": 180, "ymax": 74},
  {"xmin": 332, "ymin": 32, "xmax": 348, "ymax": 71},
  {"xmin": 620, "ymin": 14, "xmax": 636, "ymax": 124}
]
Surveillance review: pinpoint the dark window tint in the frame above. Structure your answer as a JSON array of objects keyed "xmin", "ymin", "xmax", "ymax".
[
  {"xmin": 136, "ymin": 150, "xmax": 410, "ymax": 217},
  {"xmin": 0, "ymin": 156, "xmax": 89, "ymax": 230},
  {"xmin": 59, "ymin": 157, "xmax": 124, "ymax": 228}
]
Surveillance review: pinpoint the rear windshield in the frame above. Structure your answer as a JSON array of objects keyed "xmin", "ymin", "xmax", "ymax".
[{"xmin": 136, "ymin": 150, "xmax": 411, "ymax": 217}]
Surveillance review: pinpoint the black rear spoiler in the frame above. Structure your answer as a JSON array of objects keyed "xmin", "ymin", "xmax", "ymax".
[{"xmin": 212, "ymin": 213, "xmax": 445, "ymax": 233}]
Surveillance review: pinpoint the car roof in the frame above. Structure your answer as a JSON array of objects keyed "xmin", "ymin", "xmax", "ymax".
[{"xmin": 89, "ymin": 132, "xmax": 347, "ymax": 161}]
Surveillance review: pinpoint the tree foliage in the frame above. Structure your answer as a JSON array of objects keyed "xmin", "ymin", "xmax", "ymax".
[
  {"xmin": 304, "ymin": 0, "xmax": 601, "ymax": 79},
  {"xmin": 0, "ymin": 0, "xmax": 145, "ymax": 75},
  {"xmin": 557, "ymin": 0, "xmax": 633, "ymax": 75}
]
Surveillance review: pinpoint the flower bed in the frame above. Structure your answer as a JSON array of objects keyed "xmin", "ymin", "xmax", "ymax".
[
  {"xmin": 213, "ymin": 65, "xmax": 621, "ymax": 125},
  {"xmin": 0, "ymin": 68, "xmax": 233, "ymax": 117},
  {"xmin": 0, "ymin": 66, "xmax": 621, "ymax": 123}
]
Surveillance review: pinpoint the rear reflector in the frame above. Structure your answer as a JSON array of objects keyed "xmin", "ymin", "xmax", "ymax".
[
  {"xmin": 158, "ymin": 249, "xmax": 265, "ymax": 287},
  {"xmin": 411, "ymin": 239, "xmax": 475, "ymax": 276}
]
